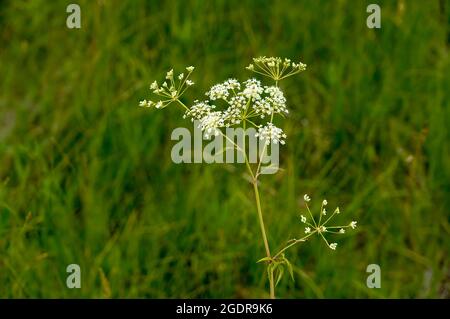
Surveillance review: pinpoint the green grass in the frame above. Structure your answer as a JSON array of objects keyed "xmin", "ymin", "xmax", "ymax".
[{"xmin": 0, "ymin": 0, "xmax": 448, "ymax": 298}]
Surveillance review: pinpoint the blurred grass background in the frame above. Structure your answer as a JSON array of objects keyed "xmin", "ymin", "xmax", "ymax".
[{"xmin": 0, "ymin": 0, "xmax": 449, "ymax": 298}]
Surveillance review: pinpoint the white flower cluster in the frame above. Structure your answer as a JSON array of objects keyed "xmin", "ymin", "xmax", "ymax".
[
  {"xmin": 247, "ymin": 56, "xmax": 307, "ymax": 81},
  {"xmin": 184, "ymin": 78, "xmax": 288, "ymax": 140},
  {"xmin": 139, "ymin": 66, "xmax": 195, "ymax": 109},
  {"xmin": 223, "ymin": 94, "xmax": 247, "ymax": 125},
  {"xmin": 242, "ymin": 79, "xmax": 264, "ymax": 100},
  {"xmin": 299, "ymin": 194, "xmax": 358, "ymax": 251},
  {"xmin": 199, "ymin": 111, "xmax": 225, "ymax": 138},
  {"xmin": 206, "ymin": 78, "xmax": 241, "ymax": 101},
  {"xmin": 206, "ymin": 83, "xmax": 229, "ymax": 101},
  {"xmin": 254, "ymin": 86, "xmax": 288, "ymax": 116},
  {"xmin": 255, "ymin": 123, "xmax": 287, "ymax": 145},
  {"xmin": 183, "ymin": 101, "xmax": 215, "ymax": 121},
  {"xmin": 140, "ymin": 58, "xmax": 308, "ymax": 145}
]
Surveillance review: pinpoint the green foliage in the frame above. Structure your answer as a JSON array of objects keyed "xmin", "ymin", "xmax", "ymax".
[
  {"xmin": 0, "ymin": 0, "xmax": 448, "ymax": 298},
  {"xmin": 260, "ymin": 254, "xmax": 295, "ymax": 288}
]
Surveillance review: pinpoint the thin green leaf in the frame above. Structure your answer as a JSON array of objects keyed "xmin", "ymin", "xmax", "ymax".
[
  {"xmin": 275, "ymin": 265, "xmax": 284, "ymax": 287},
  {"xmin": 284, "ymin": 258, "xmax": 295, "ymax": 282},
  {"xmin": 257, "ymin": 257, "xmax": 273, "ymax": 263}
]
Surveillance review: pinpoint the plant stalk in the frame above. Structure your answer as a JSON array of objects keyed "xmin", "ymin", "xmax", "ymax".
[
  {"xmin": 269, "ymin": 268, "xmax": 275, "ymax": 299},
  {"xmin": 252, "ymin": 181, "xmax": 271, "ymax": 259},
  {"xmin": 251, "ymin": 179, "xmax": 275, "ymax": 299}
]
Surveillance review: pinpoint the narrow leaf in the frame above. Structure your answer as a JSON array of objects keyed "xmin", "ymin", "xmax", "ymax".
[
  {"xmin": 257, "ymin": 257, "xmax": 273, "ymax": 263},
  {"xmin": 275, "ymin": 265, "xmax": 284, "ymax": 287}
]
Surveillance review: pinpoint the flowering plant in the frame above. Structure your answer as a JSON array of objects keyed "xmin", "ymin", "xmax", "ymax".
[{"xmin": 140, "ymin": 57, "xmax": 357, "ymax": 298}]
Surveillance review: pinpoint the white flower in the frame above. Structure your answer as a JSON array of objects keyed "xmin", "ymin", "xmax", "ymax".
[
  {"xmin": 228, "ymin": 93, "xmax": 246, "ymax": 109},
  {"xmin": 206, "ymin": 83, "xmax": 230, "ymax": 100},
  {"xmin": 339, "ymin": 228, "xmax": 345, "ymax": 234},
  {"xmin": 329, "ymin": 243, "xmax": 337, "ymax": 250},
  {"xmin": 322, "ymin": 208, "xmax": 327, "ymax": 215},
  {"xmin": 350, "ymin": 221, "xmax": 357, "ymax": 229},
  {"xmin": 224, "ymin": 78, "xmax": 241, "ymax": 90},
  {"xmin": 150, "ymin": 81, "xmax": 158, "ymax": 90},
  {"xmin": 243, "ymin": 78, "xmax": 263, "ymax": 100},
  {"xmin": 166, "ymin": 69, "xmax": 173, "ymax": 79},
  {"xmin": 139, "ymin": 100, "xmax": 152, "ymax": 107},
  {"xmin": 322, "ymin": 199, "xmax": 328, "ymax": 206},
  {"xmin": 335, "ymin": 207, "xmax": 340, "ymax": 214},
  {"xmin": 223, "ymin": 93, "xmax": 246, "ymax": 125},
  {"xmin": 144, "ymin": 67, "xmax": 194, "ymax": 105},
  {"xmin": 139, "ymin": 100, "xmax": 146, "ymax": 107},
  {"xmin": 305, "ymin": 227, "xmax": 311, "ymax": 234},
  {"xmin": 319, "ymin": 226, "xmax": 326, "ymax": 232},
  {"xmin": 304, "ymin": 194, "xmax": 310, "ymax": 202},
  {"xmin": 184, "ymin": 101, "xmax": 214, "ymax": 121},
  {"xmin": 292, "ymin": 62, "xmax": 307, "ymax": 71},
  {"xmin": 253, "ymin": 86, "xmax": 288, "ymax": 116},
  {"xmin": 186, "ymin": 66, "xmax": 194, "ymax": 72},
  {"xmin": 249, "ymin": 57, "xmax": 307, "ymax": 81},
  {"xmin": 199, "ymin": 111, "xmax": 225, "ymax": 138},
  {"xmin": 300, "ymin": 215, "xmax": 307, "ymax": 223},
  {"xmin": 200, "ymin": 79, "xmax": 288, "ymax": 123},
  {"xmin": 255, "ymin": 123, "xmax": 286, "ymax": 145},
  {"xmin": 155, "ymin": 101, "xmax": 163, "ymax": 109}
]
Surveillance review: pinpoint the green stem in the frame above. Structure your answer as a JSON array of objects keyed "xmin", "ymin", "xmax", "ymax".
[
  {"xmin": 251, "ymin": 178, "xmax": 275, "ymax": 299},
  {"xmin": 269, "ymin": 269, "xmax": 275, "ymax": 299},
  {"xmin": 176, "ymin": 99, "xmax": 189, "ymax": 111},
  {"xmin": 273, "ymin": 231, "xmax": 316, "ymax": 259},
  {"xmin": 252, "ymin": 181, "xmax": 271, "ymax": 260}
]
